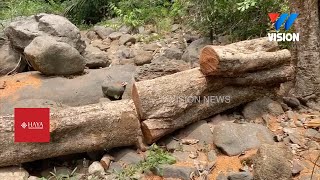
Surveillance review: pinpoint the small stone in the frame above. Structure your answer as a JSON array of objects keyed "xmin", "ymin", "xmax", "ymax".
[
  {"xmin": 216, "ymin": 173, "xmax": 228, "ymax": 180},
  {"xmin": 86, "ymin": 30, "xmax": 99, "ymax": 40},
  {"xmin": 118, "ymin": 25, "xmax": 132, "ymax": 34},
  {"xmin": 119, "ymin": 34, "xmax": 136, "ymax": 45},
  {"xmin": 134, "ymin": 50, "xmax": 153, "ymax": 66},
  {"xmin": 253, "ymin": 144, "xmax": 292, "ymax": 180},
  {"xmin": 143, "ymin": 43, "xmax": 160, "ymax": 51},
  {"xmin": 171, "ymin": 24, "xmax": 180, "ymax": 32},
  {"xmin": 108, "ymin": 162, "xmax": 122, "ymax": 172},
  {"xmin": 283, "ymin": 97, "xmax": 301, "ymax": 108},
  {"xmin": 228, "ymin": 172, "xmax": 253, "ymax": 180},
  {"xmin": 207, "ymin": 150, "xmax": 217, "ymax": 163},
  {"xmin": 112, "ymin": 148, "xmax": 143, "ymax": 165},
  {"xmin": 93, "ymin": 26, "xmax": 114, "ymax": 39},
  {"xmin": 152, "ymin": 164, "xmax": 197, "ymax": 180},
  {"xmin": 305, "ymin": 128, "xmax": 320, "ymax": 140},
  {"xmin": 88, "ymin": 161, "xmax": 105, "ymax": 175},
  {"xmin": 287, "ymin": 110, "xmax": 297, "ymax": 120},
  {"xmin": 163, "ymin": 47, "xmax": 183, "ymax": 60},
  {"xmin": 292, "ymin": 159, "xmax": 304, "ymax": 175},
  {"xmin": 28, "ymin": 176, "xmax": 39, "ymax": 180},
  {"xmin": 100, "ymin": 154, "xmax": 114, "ymax": 170},
  {"xmin": 189, "ymin": 151, "xmax": 198, "ymax": 159},
  {"xmin": 306, "ymin": 140, "xmax": 320, "ymax": 150},
  {"xmin": 108, "ymin": 32, "xmax": 123, "ymax": 40}
]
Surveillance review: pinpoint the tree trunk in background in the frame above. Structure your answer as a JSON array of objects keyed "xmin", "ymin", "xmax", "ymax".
[{"xmin": 290, "ymin": 0, "xmax": 320, "ymax": 105}]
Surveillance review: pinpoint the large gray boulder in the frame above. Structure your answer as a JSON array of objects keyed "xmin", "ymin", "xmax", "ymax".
[
  {"xmin": 181, "ymin": 37, "xmax": 211, "ymax": 65},
  {"xmin": 0, "ymin": 42, "xmax": 26, "ymax": 76},
  {"xmin": 212, "ymin": 122, "xmax": 274, "ymax": 156},
  {"xmin": 24, "ymin": 36, "xmax": 85, "ymax": 75},
  {"xmin": 5, "ymin": 13, "xmax": 85, "ymax": 53},
  {"xmin": 0, "ymin": 65, "xmax": 136, "ymax": 114},
  {"xmin": 253, "ymin": 144, "xmax": 293, "ymax": 180}
]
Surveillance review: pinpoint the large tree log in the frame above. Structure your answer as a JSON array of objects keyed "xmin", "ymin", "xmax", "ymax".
[
  {"xmin": 141, "ymin": 86, "xmax": 274, "ymax": 144},
  {"xmin": 0, "ymin": 100, "xmax": 142, "ymax": 167},
  {"xmin": 132, "ymin": 66, "xmax": 294, "ymax": 121},
  {"xmin": 199, "ymin": 46, "xmax": 291, "ymax": 76},
  {"xmin": 132, "ymin": 66, "xmax": 294, "ymax": 143}
]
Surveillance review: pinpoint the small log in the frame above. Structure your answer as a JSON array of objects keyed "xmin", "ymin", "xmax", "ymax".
[
  {"xmin": 0, "ymin": 100, "xmax": 142, "ymax": 167},
  {"xmin": 199, "ymin": 46, "xmax": 291, "ymax": 76}
]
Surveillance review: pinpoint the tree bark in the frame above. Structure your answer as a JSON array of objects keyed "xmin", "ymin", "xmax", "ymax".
[
  {"xmin": 0, "ymin": 100, "xmax": 142, "ymax": 167},
  {"xmin": 290, "ymin": 0, "xmax": 320, "ymax": 102},
  {"xmin": 200, "ymin": 47, "xmax": 291, "ymax": 76},
  {"xmin": 132, "ymin": 66, "xmax": 294, "ymax": 143}
]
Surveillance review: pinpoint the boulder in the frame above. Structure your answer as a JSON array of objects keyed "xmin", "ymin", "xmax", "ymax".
[
  {"xmin": 181, "ymin": 37, "xmax": 211, "ymax": 64},
  {"xmin": 5, "ymin": 14, "xmax": 85, "ymax": 53},
  {"xmin": 0, "ymin": 99, "xmax": 68, "ymax": 115},
  {"xmin": 134, "ymin": 57, "xmax": 190, "ymax": 81},
  {"xmin": 83, "ymin": 44, "xmax": 110, "ymax": 69},
  {"xmin": 24, "ymin": 36, "xmax": 85, "ymax": 75},
  {"xmin": 0, "ymin": 65, "xmax": 136, "ymax": 111},
  {"xmin": 93, "ymin": 26, "xmax": 114, "ymax": 39},
  {"xmin": 212, "ymin": 122, "xmax": 274, "ymax": 156},
  {"xmin": 0, "ymin": 42, "xmax": 25, "ymax": 76},
  {"xmin": 242, "ymin": 97, "xmax": 284, "ymax": 120},
  {"xmin": 253, "ymin": 144, "xmax": 293, "ymax": 180}
]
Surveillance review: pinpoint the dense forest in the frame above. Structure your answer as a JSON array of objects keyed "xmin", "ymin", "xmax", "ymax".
[{"xmin": 1, "ymin": 0, "xmax": 288, "ymax": 40}]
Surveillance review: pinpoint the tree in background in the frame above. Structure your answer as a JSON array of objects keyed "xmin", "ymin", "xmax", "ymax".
[
  {"xmin": 289, "ymin": 0, "xmax": 320, "ymax": 107},
  {"xmin": 183, "ymin": 0, "xmax": 286, "ymax": 41}
]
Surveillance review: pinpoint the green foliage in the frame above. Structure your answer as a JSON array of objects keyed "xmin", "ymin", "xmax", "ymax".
[
  {"xmin": 110, "ymin": 0, "xmax": 186, "ymax": 32},
  {"xmin": 115, "ymin": 144, "xmax": 176, "ymax": 180},
  {"xmin": 0, "ymin": 0, "xmax": 68, "ymax": 20},
  {"xmin": 64, "ymin": 0, "xmax": 115, "ymax": 25},
  {"xmin": 40, "ymin": 167, "xmax": 79, "ymax": 180},
  {"xmin": 183, "ymin": 0, "xmax": 289, "ymax": 40}
]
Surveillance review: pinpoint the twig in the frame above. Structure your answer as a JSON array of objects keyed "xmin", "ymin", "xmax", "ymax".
[{"xmin": 5, "ymin": 55, "xmax": 21, "ymax": 76}]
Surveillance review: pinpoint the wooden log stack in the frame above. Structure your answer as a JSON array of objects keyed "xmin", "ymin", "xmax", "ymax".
[{"xmin": 0, "ymin": 37, "xmax": 294, "ymax": 166}]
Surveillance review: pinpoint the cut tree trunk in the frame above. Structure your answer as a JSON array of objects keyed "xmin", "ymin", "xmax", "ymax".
[
  {"xmin": 132, "ymin": 66, "xmax": 294, "ymax": 143},
  {"xmin": 289, "ymin": 0, "xmax": 320, "ymax": 101},
  {"xmin": 199, "ymin": 46, "xmax": 291, "ymax": 76},
  {"xmin": 0, "ymin": 100, "xmax": 142, "ymax": 167}
]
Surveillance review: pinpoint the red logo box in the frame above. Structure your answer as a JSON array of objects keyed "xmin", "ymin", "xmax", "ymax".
[{"xmin": 14, "ymin": 108, "xmax": 50, "ymax": 143}]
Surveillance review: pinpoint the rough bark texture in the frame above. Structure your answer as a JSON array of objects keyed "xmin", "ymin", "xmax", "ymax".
[
  {"xmin": 141, "ymin": 86, "xmax": 274, "ymax": 144},
  {"xmin": 133, "ymin": 66, "xmax": 294, "ymax": 143},
  {"xmin": 0, "ymin": 100, "xmax": 142, "ymax": 167},
  {"xmin": 290, "ymin": 0, "xmax": 320, "ymax": 100},
  {"xmin": 199, "ymin": 45, "xmax": 290, "ymax": 76}
]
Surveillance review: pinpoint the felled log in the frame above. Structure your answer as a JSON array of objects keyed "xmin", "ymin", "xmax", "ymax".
[
  {"xmin": 141, "ymin": 86, "xmax": 273, "ymax": 144},
  {"xmin": 0, "ymin": 100, "xmax": 142, "ymax": 167},
  {"xmin": 132, "ymin": 66, "xmax": 294, "ymax": 143},
  {"xmin": 199, "ymin": 37, "xmax": 291, "ymax": 76}
]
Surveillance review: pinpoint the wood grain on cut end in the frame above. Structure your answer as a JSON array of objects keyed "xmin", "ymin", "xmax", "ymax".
[
  {"xmin": 199, "ymin": 46, "xmax": 220, "ymax": 76},
  {"xmin": 131, "ymin": 83, "xmax": 143, "ymax": 120}
]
